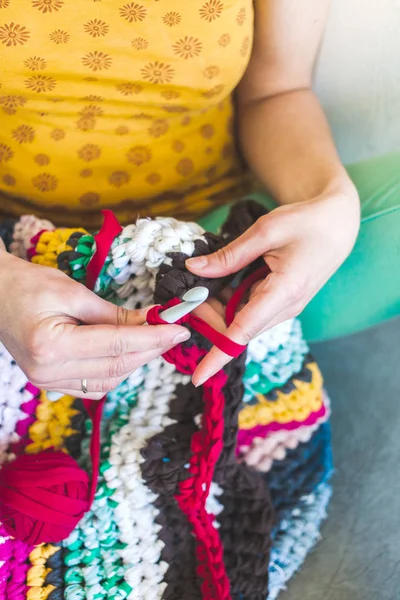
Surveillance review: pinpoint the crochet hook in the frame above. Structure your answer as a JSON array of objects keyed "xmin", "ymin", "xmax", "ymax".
[
  {"xmin": 47, "ymin": 286, "xmax": 209, "ymax": 401},
  {"xmin": 159, "ymin": 286, "xmax": 209, "ymax": 323}
]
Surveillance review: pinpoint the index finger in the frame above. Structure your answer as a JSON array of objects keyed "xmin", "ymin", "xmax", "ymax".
[
  {"xmin": 60, "ymin": 322, "xmax": 190, "ymax": 360},
  {"xmin": 192, "ymin": 273, "xmax": 290, "ymax": 385}
]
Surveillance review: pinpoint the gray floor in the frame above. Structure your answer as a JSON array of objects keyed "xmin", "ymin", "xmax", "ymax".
[{"xmin": 281, "ymin": 318, "xmax": 400, "ymax": 600}]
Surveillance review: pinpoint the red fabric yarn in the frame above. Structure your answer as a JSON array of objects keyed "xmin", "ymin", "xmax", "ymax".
[
  {"xmin": 161, "ymin": 341, "xmax": 232, "ymax": 600},
  {"xmin": 26, "ymin": 230, "xmax": 46, "ymax": 260},
  {"xmin": 0, "ymin": 453, "xmax": 90, "ymax": 545},
  {"xmin": 225, "ymin": 265, "xmax": 270, "ymax": 327},
  {"xmin": 85, "ymin": 209, "xmax": 122, "ymax": 290},
  {"xmin": 147, "ymin": 308, "xmax": 237, "ymax": 599}
]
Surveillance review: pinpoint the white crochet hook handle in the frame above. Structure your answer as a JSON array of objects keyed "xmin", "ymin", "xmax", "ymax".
[
  {"xmin": 47, "ymin": 286, "xmax": 209, "ymax": 402},
  {"xmin": 159, "ymin": 286, "xmax": 209, "ymax": 323}
]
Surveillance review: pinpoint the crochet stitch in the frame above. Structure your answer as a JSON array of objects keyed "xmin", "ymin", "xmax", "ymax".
[{"xmin": 0, "ymin": 200, "xmax": 332, "ymax": 599}]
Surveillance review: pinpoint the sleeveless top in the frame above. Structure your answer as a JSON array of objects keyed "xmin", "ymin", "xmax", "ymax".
[{"xmin": 0, "ymin": 1, "xmax": 254, "ymax": 228}]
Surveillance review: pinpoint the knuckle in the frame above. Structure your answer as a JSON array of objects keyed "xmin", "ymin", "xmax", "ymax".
[
  {"xmin": 148, "ymin": 330, "xmax": 165, "ymax": 350},
  {"xmin": 285, "ymin": 280, "xmax": 305, "ymax": 305},
  {"xmin": 100, "ymin": 378, "xmax": 120, "ymax": 393},
  {"xmin": 216, "ymin": 245, "xmax": 235, "ymax": 271},
  {"xmin": 231, "ymin": 320, "xmax": 253, "ymax": 344},
  {"xmin": 26, "ymin": 365, "xmax": 48, "ymax": 386},
  {"xmin": 107, "ymin": 356, "xmax": 130, "ymax": 379},
  {"xmin": 288, "ymin": 301, "xmax": 305, "ymax": 319},
  {"xmin": 26, "ymin": 330, "xmax": 50, "ymax": 364},
  {"xmin": 110, "ymin": 333, "xmax": 128, "ymax": 357},
  {"xmin": 254, "ymin": 214, "xmax": 269, "ymax": 235},
  {"xmin": 116, "ymin": 305, "xmax": 129, "ymax": 326}
]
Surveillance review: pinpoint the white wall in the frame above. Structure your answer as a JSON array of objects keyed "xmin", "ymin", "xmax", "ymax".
[{"xmin": 314, "ymin": 0, "xmax": 400, "ymax": 164}]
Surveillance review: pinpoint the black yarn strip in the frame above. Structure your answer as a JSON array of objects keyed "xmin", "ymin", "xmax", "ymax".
[
  {"xmin": 265, "ymin": 421, "xmax": 332, "ymax": 522},
  {"xmin": 213, "ymin": 354, "xmax": 273, "ymax": 600},
  {"xmin": 155, "ymin": 501, "xmax": 200, "ymax": 600},
  {"xmin": 44, "ymin": 547, "xmax": 65, "ymax": 600},
  {"xmin": 57, "ymin": 231, "xmax": 86, "ymax": 275},
  {"xmin": 141, "ymin": 376, "xmax": 204, "ymax": 599},
  {"xmin": 67, "ymin": 231, "xmax": 86, "ymax": 249},
  {"xmin": 154, "ymin": 234, "xmax": 232, "ymax": 305},
  {"xmin": 0, "ymin": 218, "xmax": 16, "ymax": 252},
  {"xmin": 220, "ymin": 199, "xmax": 268, "ymax": 241},
  {"xmin": 268, "ymin": 424, "xmax": 326, "ymax": 497},
  {"xmin": 64, "ymin": 398, "xmax": 88, "ymax": 459}
]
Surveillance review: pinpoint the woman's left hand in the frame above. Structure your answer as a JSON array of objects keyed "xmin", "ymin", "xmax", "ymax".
[{"xmin": 186, "ymin": 188, "xmax": 360, "ymax": 386}]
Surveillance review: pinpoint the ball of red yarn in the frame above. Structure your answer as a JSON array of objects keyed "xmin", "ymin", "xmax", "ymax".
[{"xmin": 0, "ymin": 450, "xmax": 90, "ymax": 545}]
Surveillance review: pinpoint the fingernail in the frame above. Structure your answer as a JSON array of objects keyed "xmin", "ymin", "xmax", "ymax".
[
  {"xmin": 194, "ymin": 376, "xmax": 207, "ymax": 388},
  {"xmin": 47, "ymin": 392, "xmax": 63, "ymax": 402},
  {"xmin": 173, "ymin": 330, "xmax": 191, "ymax": 344},
  {"xmin": 186, "ymin": 256, "xmax": 208, "ymax": 270}
]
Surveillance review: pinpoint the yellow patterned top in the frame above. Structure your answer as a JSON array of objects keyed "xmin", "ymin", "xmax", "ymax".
[{"xmin": 0, "ymin": 0, "xmax": 254, "ymax": 228}]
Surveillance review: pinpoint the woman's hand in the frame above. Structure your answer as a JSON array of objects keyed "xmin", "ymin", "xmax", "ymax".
[
  {"xmin": 0, "ymin": 251, "xmax": 190, "ymax": 399},
  {"xmin": 187, "ymin": 189, "xmax": 360, "ymax": 386}
]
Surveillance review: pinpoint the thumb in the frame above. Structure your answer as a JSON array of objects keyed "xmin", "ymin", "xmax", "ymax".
[
  {"xmin": 186, "ymin": 219, "xmax": 267, "ymax": 278},
  {"xmin": 71, "ymin": 285, "xmax": 151, "ymax": 327}
]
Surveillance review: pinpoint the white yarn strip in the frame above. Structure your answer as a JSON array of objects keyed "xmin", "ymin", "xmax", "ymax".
[
  {"xmin": 103, "ymin": 358, "xmax": 190, "ymax": 600},
  {"xmin": 247, "ymin": 320, "xmax": 309, "ymax": 380},
  {"xmin": 246, "ymin": 320, "xmax": 295, "ymax": 363},
  {"xmin": 206, "ymin": 482, "xmax": 224, "ymax": 530},
  {"xmin": 0, "ymin": 344, "xmax": 31, "ymax": 465},
  {"xmin": 99, "ymin": 217, "xmax": 205, "ymax": 306}
]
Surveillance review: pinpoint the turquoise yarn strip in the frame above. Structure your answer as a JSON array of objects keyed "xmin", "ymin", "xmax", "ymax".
[{"xmin": 243, "ymin": 320, "xmax": 309, "ymax": 402}]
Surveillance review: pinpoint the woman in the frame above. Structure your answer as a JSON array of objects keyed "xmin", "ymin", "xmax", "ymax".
[{"xmin": 0, "ymin": 0, "xmax": 398, "ymax": 397}]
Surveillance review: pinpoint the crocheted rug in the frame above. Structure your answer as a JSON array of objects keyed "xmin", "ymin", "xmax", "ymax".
[{"xmin": 0, "ymin": 201, "xmax": 333, "ymax": 600}]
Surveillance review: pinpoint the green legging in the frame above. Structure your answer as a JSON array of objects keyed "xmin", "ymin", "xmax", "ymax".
[{"xmin": 199, "ymin": 151, "xmax": 400, "ymax": 342}]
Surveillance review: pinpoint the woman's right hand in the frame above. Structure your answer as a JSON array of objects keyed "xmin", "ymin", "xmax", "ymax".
[{"xmin": 0, "ymin": 251, "xmax": 190, "ymax": 399}]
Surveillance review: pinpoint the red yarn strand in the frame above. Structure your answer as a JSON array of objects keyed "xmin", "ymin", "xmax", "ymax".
[
  {"xmin": 164, "ymin": 344, "xmax": 232, "ymax": 600},
  {"xmin": 85, "ymin": 209, "xmax": 122, "ymax": 290},
  {"xmin": 225, "ymin": 265, "xmax": 270, "ymax": 327}
]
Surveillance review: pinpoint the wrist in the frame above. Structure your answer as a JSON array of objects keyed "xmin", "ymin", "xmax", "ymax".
[
  {"xmin": 310, "ymin": 178, "xmax": 361, "ymax": 256},
  {"xmin": 322, "ymin": 171, "xmax": 359, "ymax": 203},
  {"xmin": 319, "ymin": 174, "xmax": 360, "ymax": 223}
]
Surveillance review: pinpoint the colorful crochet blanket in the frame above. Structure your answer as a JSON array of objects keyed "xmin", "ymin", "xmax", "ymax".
[{"xmin": 0, "ymin": 201, "xmax": 333, "ymax": 600}]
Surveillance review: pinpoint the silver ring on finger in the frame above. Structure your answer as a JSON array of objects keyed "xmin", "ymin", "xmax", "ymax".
[{"xmin": 81, "ymin": 378, "xmax": 88, "ymax": 394}]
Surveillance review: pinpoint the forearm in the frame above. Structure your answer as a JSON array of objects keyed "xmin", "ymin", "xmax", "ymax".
[{"xmin": 237, "ymin": 88, "xmax": 358, "ymax": 205}]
